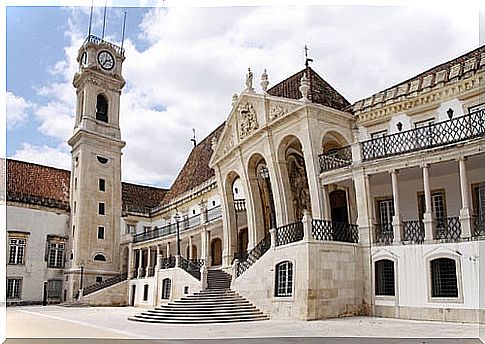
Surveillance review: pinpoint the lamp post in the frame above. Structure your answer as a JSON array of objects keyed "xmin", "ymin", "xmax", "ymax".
[
  {"xmin": 42, "ymin": 281, "xmax": 48, "ymax": 306},
  {"xmin": 80, "ymin": 263, "xmax": 84, "ymax": 291},
  {"xmin": 259, "ymin": 166, "xmax": 276, "ymax": 230},
  {"xmin": 174, "ymin": 212, "xmax": 181, "ymax": 256}
]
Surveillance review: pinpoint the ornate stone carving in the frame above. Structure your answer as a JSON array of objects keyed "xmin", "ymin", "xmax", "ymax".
[
  {"xmin": 269, "ymin": 104, "xmax": 288, "ymax": 121},
  {"xmin": 221, "ymin": 132, "xmax": 234, "ymax": 155},
  {"xmin": 287, "ymin": 152, "xmax": 310, "ymax": 221},
  {"xmin": 238, "ymin": 102, "xmax": 258, "ymax": 139},
  {"xmin": 211, "ymin": 136, "xmax": 218, "ymax": 151}
]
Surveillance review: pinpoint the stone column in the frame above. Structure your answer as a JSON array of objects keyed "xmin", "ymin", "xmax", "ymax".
[
  {"xmin": 137, "ymin": 249, "xmax": 144, "ymax": 278},
  {"xmin": 390, "ymin": 169, "xmax": 402, "ymax": 242},
  {"xmin": 188, "ymin": 236, "xmax": 193, "ymax": 259},
  {"xmin": 322, "ymin": 184, "xmax": 331, "ymax": 220},
  {"xmin": 422, "ymin": 164, "xmax": 434, "ymax": 241},
  {"xmin": 166, "ymin": 242, "xmax": 170, "ymax": 257},
  {"xmin": 155, "ymin": 245, "xmax": 161, "ymax": 269},
  {"xmin": 127, "ymin": 242, "xmax": 134, "ymax": 279},
  {"xmin": 270, "ymin": 228, "xmax": 276, "ymax": 248},
  {"xmin": 302, "ymin": 209, "xmax": 312, "ymax": 241},
  {"xmin": 201, "ymin": 228, "xmax": 209, "ymax": 264},
  {"xmin": 458, "ymin": 157, "xmax": 472, "ymax": 237},
  {"xmin": 146, "ymin": 246, "xmax": 151, "ymax": 276}
]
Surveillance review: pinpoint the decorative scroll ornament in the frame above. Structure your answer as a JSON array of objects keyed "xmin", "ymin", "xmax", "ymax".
[
  {"xmin": 238, "ymin": 102, "xmax": 258, "ymax": 139},
  {"xmin": 269, "ymin": 104, "xmax": 288, "ymax": 121}
]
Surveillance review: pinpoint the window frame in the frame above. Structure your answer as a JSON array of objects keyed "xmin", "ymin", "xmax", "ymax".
[
  {"xmin": 47, "ymin": 242, "xmax": 65, "ymax": 268},
  {"xmin": 7, "ymin": 278, "xmax": 22, "ymax": 300},
  {"xmin": 374, "ymin": 259, "xmax": 396, "ymax": 297},
  {"xmin": 8, "ymin": 237, "xmax": 26, "ymax": 265},
  {"xmin": 143, "ymin": 284, "xmax": 149, "ymax": 302},
  {"xmin": 426, "ymin": 253, "xmax": 463, "ymax": 304},
  {"xmin": 47, "ymin": 279, "xmax": 63, "ymax": 300},
  {"xmin": 98, "ymin": 202, "xmax": 105, "ymax": 215},
  {"xmin": 99, "ymin": 178, "xmax": 106, "ymax": 192},
  {"xmin": 161, "ymin": 278, "xmax": 172, "ymax": 300},
  {"xmin": 97, "ymin": 226, "xmax": 105, "ymax": 240},
  {"xmin": 274, "ymin": 260, "xmax": 294, "ymax": 299}
]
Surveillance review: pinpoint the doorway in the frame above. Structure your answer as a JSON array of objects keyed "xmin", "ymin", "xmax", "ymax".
[
  {"xmin": 130, "ymin": 285, "xmax": 136, "ymax": 306},
  {"xmin": 211, "ymin": 238, "xmax": 222, "ymax": 266},
  {"xmin": 330, "ymin": 189, "xmax": 349, "ymax": 223}
]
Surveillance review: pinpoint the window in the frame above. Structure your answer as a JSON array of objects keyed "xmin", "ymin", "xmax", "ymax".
[
  {"xmin": 375, "ymin": 260, "xmax": 395, "ymax": 296},
  {"xmin": 143, "ymin": 226, "xmax": 151, "ymax": 234},
  {"xmin": 377, "ymin": 199, "xmax": 395, "ymax": 226},
  {"xmin": 274, "ymin": 261, "xmax": 293, "ymax": 297},
  {"xmin": 472, "ymin": 183, "xmax": 485, "ymax": 235},
  {"xmin": 73, "ymin": 202, "xmax": 76, "ymax": 213},
  {"xmin": 97, "ymin": 156, "xmax": 108, "ymax": 164},
  {"xmin": 126, "ymin": 224, "xmax": 136, "ymax": 234},
  {"xmin": 7, "ymin": 278, "xmax": 22, "ymax": 299},
  {"xmin": 97, "ymin": 226, "xmax": 105, "ymax": 239},
  {"xmin": 99, "ymin": 178, "xmax": 105, "ymax": 191},
  {"xmin": 96, "ymin": 276, "xmax": 103, "ymax": 283},
  {"xmin": 143, "ymin": 284, "xmax": 149, "ymax": 301},
  {"xmin": 161, "ymin": 278, "xmax": 171, "ymax": 300},
  {"xmin": 74, "ymin": 177, "xmax": 77, "ymax": 190},
  {"xmin": 371, "ymin": 130, "xmax": 387, "ymax": 139},
  {"xmin": 98, "ymin": 202, "xmax": 105, "ymax": 215},
  {"xmin": 47, "ymin": 280, "xmax": 62, "ymax": 299},
  {"xmin": 430, "ymin": 258, "xmax": 458, "ymax": 298},
  {"xmin": 9, "ymin": 238, "xmax": 26, "ymax": 265},
  {"xmin": 94, "ymin": 254, "xmax": 106, "ymax": 262},
  {"xmin": 48, "ymin": 242, "xmax": 65, "ymax": 268},
  {"xmin": 418, "ymin": 190, "xmax": 447, "ymax": 222},
  {"xmin": 95, "ymin": 94, "xmax": 108, "ymax": 122},
  {"xmin": 72, "ymin": 225, "xmax": 75, "ymax": 236}
]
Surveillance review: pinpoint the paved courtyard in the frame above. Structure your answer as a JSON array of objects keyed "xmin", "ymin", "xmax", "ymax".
[{"xmin": 5, "ymin": 305, "xmax": 484, "ymax": 343}]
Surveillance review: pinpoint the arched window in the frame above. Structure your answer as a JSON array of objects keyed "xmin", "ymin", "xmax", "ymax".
[
  {"xmin": 96, "ymin": 94, "xmax": 108, "ymax": 123},
  {"xmin": 375, "ymin": 259, "xmax": 395, "ymax": 296},
  {"xmin": 161, "ymin": 278, "xmax": 171, "ymax": 300},
  {"xmin": 274, "ymin": 261, "xmax": 293, "ymax": 297},
  {"xmin": 93, "ymin": 254, "xmax": 106, "ymax": 262},
  {"xmin": 430, "ymin": 258, "xmax": 458, "ymax": 298}
]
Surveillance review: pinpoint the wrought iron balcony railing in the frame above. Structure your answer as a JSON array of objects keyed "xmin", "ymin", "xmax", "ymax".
[
  {"xmin": 159, "ymin": 256, "xmax": 176, "ymax": 269},
  {"xmin": 178, "ymin": 256, "xmax": 202, "ymax": 280},
  {"xmin": 472, "ymin": 215, "xmax": 485, "ymax": 237},
  {"xmin": 402, "ymin": 220, "xmax": 425, "ymax": 243},
  {"xmin": 84, "ymin": 34, "xmax": 125, "ymax": 56},
  {"xmin": 312, "ymin": 219, "xmax": 359, "ymax": 243},
  {"xmin": 275, "ymin": 221, "xmax": 304, "ymax": 246},
  {"xmin": 133, "ymin": 206, "xmax": 222, "ymax": 243},
  {"xmin": 318, "ymin": 145, "xmax": 352, "ymax": 173},
  {"xmin": 83, "ymin": 273, "xmax": 127, "ymax": 296},
  {"xmin": 361, "ymin": 109, "xmax": 485, "ymax": 161},
  {"xmin": 375, "ymin": 223, "xmax": 394, "ymax": 245},
  {"xmin": 236, "ymin": 234, "xmax": 271, "ymax": 277},
  {"xmin": 435, "ymin": 216, "xmax": 461, "ymax": 241}
]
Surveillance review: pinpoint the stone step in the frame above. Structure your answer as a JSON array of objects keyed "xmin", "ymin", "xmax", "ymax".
[
  {"xmin": 154, "ymin": 305, "xmax": 258, "ymax": 312},
  {"xmin": 130, "ymin": 313, "xmax": 268, "ymax": 324},
  {"xmin": 146, "ymin": 308, "xmax": 262, "ymax": 316}
]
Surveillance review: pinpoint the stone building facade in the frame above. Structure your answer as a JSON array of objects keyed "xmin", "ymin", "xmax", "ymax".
[{"xmin": 5, "ymin": 35, "xmax": 484, "ymax": 323}]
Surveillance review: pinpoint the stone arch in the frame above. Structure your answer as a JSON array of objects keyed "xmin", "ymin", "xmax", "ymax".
[
  {"xmin": 277, "ymin": 135, "xmax": 311, "ymax": 222},
  {"xmin": 321, "ymin": 130, "xmax": 351, "ymax": 153},
  {"xmin": 95, "ymin": 93, "xmax": 109, "ymax": 123},
  {"xmin": 247, "ymin": 153, "xmax": 276, "ymax": 241}
]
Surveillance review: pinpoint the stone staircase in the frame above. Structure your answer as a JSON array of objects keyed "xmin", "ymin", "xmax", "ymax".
[{"xmin": 129, "ymin": 269, "xmax": 268, "ymax": 324}]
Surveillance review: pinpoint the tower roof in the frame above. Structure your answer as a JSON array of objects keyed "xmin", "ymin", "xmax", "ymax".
[{"xmin": 267, "ymin": 66, "xmax": 351, "ymax": 111}]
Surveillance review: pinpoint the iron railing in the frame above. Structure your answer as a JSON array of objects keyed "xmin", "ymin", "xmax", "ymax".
[
  {"xmin": 436, "ymin": 216, "xmax": 461, "ymax": 241},
  {"xmin": 234, "ymin": 199, "xmax": 247, "ymax": 212},
  {"xmin": 375, "ymin": 223, "xmax": 394, "ymax": 245},
  {"xmin": 147, "ymin": 267, "xmax": 155, "ymax": 277},
  {"xmin": 318, "ymin": 145, "xmax": 352, "ymax": 172},
  {"xmin": 236, "ymin": 234, "xmax": 271, "ymax": 277},
  {"xmin": 207, "ymin": 205, "xmax": 223, "ymax": 222},
  {"xmin": 178, "ymin": 256, "xmax": 201, "ymax": 280},
  {"xmin": 361, "ymin": 109, "xmax": 485, "ymax": 161},
  {"xmin": 403, "ymin": 220, "xmax": 425, "ymax": 243},
  {"xmin": 133, "ymin": 206, "xmax": 222, "ymax": 243},
  {"xmin": 188, "ymin": 258, "xmax": 205, "ymax": 268},
  {"xmin": 84, "ymin": 34, "xmax": 125, "ymax": 56},
  {"xmin": 159, "ymin": 256, "xmax": 176, "ymax": 269},
  {"xmin": 473, "ymin": 215, "xmax": 485, "ymax": 237},
  {"xmin": 312, "ymin": 219, "xmax": 359, "ymax": 243},
  {"xmin": 83, "ymin": 273, "xmax": 127, "ymax": 296},
  {"xmin": 276, "ymin": 221, "xmax": 304, "ymax": 246}
]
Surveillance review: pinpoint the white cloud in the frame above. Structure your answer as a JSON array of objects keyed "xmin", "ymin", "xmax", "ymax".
[
  {"xmin": 12, "ymin": 143, "xmax": 71, "ymax": 171},
  {"xmin": 6, "ymin": 92, "xmax": 32, "ymax": 130},
  {"xmin": 10, "ymin": 5, "xmax": 480, "ymax": 188}
]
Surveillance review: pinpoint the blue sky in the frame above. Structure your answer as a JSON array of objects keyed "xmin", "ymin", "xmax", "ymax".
[{"xmin": 5, "ymin": 3, "xmax": 482, "ymax": 187}]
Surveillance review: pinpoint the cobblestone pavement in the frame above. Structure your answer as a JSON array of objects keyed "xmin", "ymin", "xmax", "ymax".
[{"xmin": 6, "ymin": 305, "xmax": 482, "ymax": 343}]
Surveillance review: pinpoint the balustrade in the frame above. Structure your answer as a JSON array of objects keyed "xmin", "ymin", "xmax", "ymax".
[
  {"xmin": 275, "ymin": 221, "xmax": 304, "ymax": 246},
  {"xmin": 318, "ymin": 145, "xmax": 352, "ymax": 172},
  {"xmin": 435, "ymin": 216, "xmax": 461, "ymax": 241},
  {"xmin": 374, "ymin": 223, "xmax": 394, "ymax": 245},
  {"xmin": 402, "ymin": 220, "xmax": 425, "ymax": 243},
  {"xmin": 312, "ymin": 219, "xmax": 359, "ymax": 243}
]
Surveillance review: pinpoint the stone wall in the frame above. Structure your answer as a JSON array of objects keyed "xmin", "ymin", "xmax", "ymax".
[{"xmin": 81, "ymin": 280, "xmax": 128, "ymax": 306}]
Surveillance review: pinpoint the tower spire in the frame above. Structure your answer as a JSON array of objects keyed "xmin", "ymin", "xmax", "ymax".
[{"xmin": 304, "ymin": 45, "xmax": 313, "ymax": 68}]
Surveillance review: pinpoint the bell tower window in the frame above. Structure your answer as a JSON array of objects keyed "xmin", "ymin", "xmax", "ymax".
[{"xmin": 96, "ymin": 94, "xmax": 108, "ymax": 123}]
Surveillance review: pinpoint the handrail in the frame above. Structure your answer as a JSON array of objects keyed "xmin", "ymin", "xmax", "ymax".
[
  {"xmin": 178, "ymin": 256, "xmax": 202, "ymax": 280},
  {"xmin": 318, "ymin": 145, "xmax": 352, "ymax": 172},
  {"xmin": 83, "ymin": 272, "xmax": 127, "ymax": 296},
  {"xmin": 361, "ymin": 109, "xmax": 485, "ymax": 161},
  {"xmin": 83, "ymin": 34, "xmax": 125, "ymax": 56},
  {"xmin": 275, "ymin": 221, "xmax": 303, "ymax": 246},
  {"xmin": 312, "ymin": 219, "xmax": 359, "ymax": 243},
  {"xmin": 236, "ymin": 234, "xmax": 271, "ymax": 277}
]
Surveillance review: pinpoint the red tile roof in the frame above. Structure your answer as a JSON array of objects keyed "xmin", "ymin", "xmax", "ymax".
[
  {"xmin": 6, "ymin": 159, "xmax": 167, "ymax": 213},
  {"xmin": 268, "ymin": 66, "xmax": 351, "ymax": 111},
  {"xmin": 161, "ymin": 123, "xmax": 225, "ymax": 205}
]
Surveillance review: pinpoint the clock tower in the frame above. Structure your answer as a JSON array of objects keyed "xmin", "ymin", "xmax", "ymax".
[{"xmin": 65, "ymin": 35, "xmax": 126, "ymax": 300}]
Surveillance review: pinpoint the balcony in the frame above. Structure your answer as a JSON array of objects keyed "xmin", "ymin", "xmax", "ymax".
[
  {"xmin": 402, "ymin": 219, "xmax": 424, "ymax": 243},
  {"xmin": 473, "ymin": 215, "xmax": 485, "ymax": 237},
  {"xmin": 361, "ymin": 109, "xmax": 485, "ymax": 161},
  {"xmin": 375, "ymin": 223, "xmax": 394, "ymax": 245},
  {"xmin": 312, "ymin": 219, "xmax": 359, "ymax": 243},
  {"xmin": 318, "ymin": 145, "xmax": 352, "ymax": 173},
  {"xmin": 133, "ymin": 206, "xmax": 222, "ymax": 243},
  {"xmin": 83, "ymin": 34, "xmax": 125, "ymax": 56}
]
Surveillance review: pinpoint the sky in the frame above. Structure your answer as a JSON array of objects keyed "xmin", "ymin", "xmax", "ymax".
[{"xmin": 5, "ymin": 2, "xmax": 483, "ymax": 188}]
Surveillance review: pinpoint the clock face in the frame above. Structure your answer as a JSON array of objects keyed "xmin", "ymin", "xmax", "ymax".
[{"xmin": 97, "ymin": 50, "xmax": 114, "ymax": 70}]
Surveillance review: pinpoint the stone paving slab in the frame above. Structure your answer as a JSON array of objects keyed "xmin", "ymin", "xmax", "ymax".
[{"xmin": 6, "ymin": 305, "xmax": 482, "ymax": 341}]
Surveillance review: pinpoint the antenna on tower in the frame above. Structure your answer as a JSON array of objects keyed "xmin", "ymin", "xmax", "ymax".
[
  {"xmin": 190, "ymin": 127, "xmax": 197, "ymax": 147},
  {"xmin": 121, "ymin": 11, "xmax": 127, "ymax": 49},
  {"xmin": 87, "ymin": 0, "xmax": 94, "ymax": 37},
  {"xmin": 101, "ymin": 0, "xmax": 107, "ymax": 40},
  {"xmin": 304, "ymin": 45, "xmax": 313, "ymax": 68}
]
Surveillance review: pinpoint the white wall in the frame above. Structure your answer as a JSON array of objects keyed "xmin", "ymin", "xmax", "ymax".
[{"xmin": 7, "ymin": 205, "xmax": 70, "ymax": 303}]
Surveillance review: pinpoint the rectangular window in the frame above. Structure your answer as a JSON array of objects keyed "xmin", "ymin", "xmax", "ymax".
[
  {"xmin": 7, "ymin": 278, "xmax": 22, "ymax": 299},
  {"xmin": 9, "ymin": 238, "xmax": 26, "ymax": 265},
  {"xmin": 73, "ymin": 201, "xmax": 76, "ymax": 213},
  {"xmin": 143, "ymin": 284, "xmax": 149, "ymax": 301},
  {"xmin": 143, "ymin": 226, "xmax": 151, "ymax": 234},
  {"xmin": 47, "ymin": 280, "xmax": 62, "ymax": 299},
  {"xmin": 97, "ymin": 226, "xmax": 105, "ymax": 240},
  {"xmin": 371, "ymin": 130, "xmax": 387, "ymax": 139},
  {"xmin": 99, "ymin": 178, "xmax": 105, "ymax": 191},
  {"xmin": 375, "ymin": 260, "xmax": 395, "ymax": 296},
  {"xmin": 74, "ymin": 177, "xmax": 77, "ymax": 190},
  {"xmin": 377, "ymin": 199, "xmax": 395, "ymax": 225},
  {"xmin": 48, "ymin": 242, "xmax": 65, "ymax": 268},
  {"xmin": 418, "ymin": 190, "xmax": 447, "ymax": 221},
  {"xmin": 126, "ymin": 224, "xmax": 136, "ymax": 234},
  {"xmin": 98, "ymin": 202, "xmax": 105, "ymax": 215}
]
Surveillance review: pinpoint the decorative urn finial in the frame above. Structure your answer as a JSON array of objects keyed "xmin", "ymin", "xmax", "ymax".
[
  {"xmin": 299, "ymin": 72, "xmax": 310, "ymax": 102},
  {"xmin": 260, "ymin": 69, "xmax": 269, "ymax": 93}
]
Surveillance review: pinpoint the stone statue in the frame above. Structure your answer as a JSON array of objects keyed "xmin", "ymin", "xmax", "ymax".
[{"xmin": 245, "ymin": 68, "xmax": 254, "ymax": 92}]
